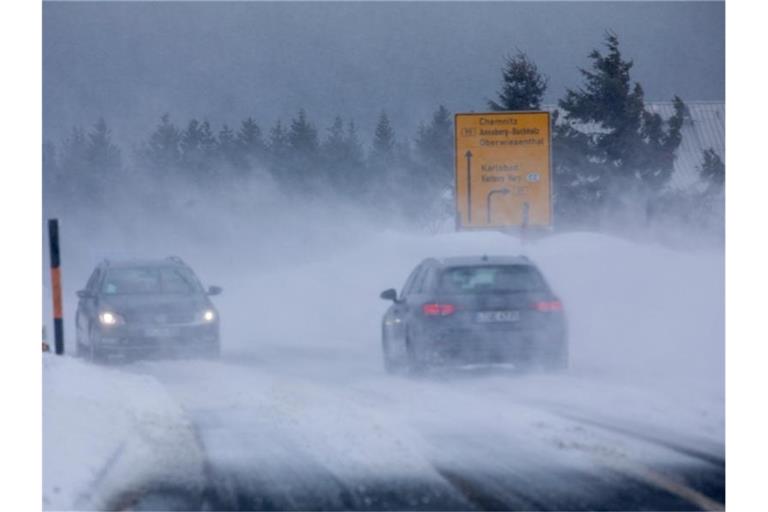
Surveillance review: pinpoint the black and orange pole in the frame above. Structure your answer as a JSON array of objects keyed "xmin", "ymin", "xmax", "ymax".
[{"xmin": 48, "ymin": 219, "xmax": 64, "ymax": 355}]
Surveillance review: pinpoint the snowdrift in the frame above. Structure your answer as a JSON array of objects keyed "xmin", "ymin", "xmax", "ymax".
[{"xmin": 42, "ymin": 354, "xmax": 205, "ymax": 510}]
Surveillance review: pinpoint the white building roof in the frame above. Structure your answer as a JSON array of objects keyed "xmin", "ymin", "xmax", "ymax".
[
  {"xmin": 646, "ymin": 101, "xmax": 724, "ymax": 190},
  {"xmin": 544, "ymin": 100, "xmax": 725, "ymax": 190}
]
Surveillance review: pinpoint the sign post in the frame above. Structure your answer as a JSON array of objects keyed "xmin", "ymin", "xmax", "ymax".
[
  {"xmin": 454, "ymin": 111, "xmax": 552, "ymax": 231},
  {"xmin": 48, "ymin": 219, "xmax": 64, "ymax": 355}
]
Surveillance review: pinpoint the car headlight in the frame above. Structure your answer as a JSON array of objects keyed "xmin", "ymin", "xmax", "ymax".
[
  {"xmin": 202, "ymin": 309, "xmax": 216, "ymax": 323},
  {"xmin": 99, "ymin": 311, "xmax": 124, "ymax": 326}
]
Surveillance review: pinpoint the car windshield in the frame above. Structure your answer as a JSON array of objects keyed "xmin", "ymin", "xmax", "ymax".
[
  {"xmin": 101, "ymin": 266, "xmax": 203, "ymax": 295},
  {"xmin": 439, "ymin": 265, "xmax": 546, "ymax": 294}
]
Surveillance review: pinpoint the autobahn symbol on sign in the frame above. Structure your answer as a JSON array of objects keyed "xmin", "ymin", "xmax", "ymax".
[{"xmin": 455, "ymin": 111, "xmax": 552, "ymax": 230}]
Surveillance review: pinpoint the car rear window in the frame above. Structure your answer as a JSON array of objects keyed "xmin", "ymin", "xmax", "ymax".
[
  {"xmin": 101, "ymin": 267, "xmax": 203, "ymax": 295},
  {"xmin": 439, "ymin": 265, "xmax": 546, "ymax": 294}
]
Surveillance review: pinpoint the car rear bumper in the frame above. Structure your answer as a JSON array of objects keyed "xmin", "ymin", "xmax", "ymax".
[{"xmin": 412, "ymin": 327, "xmax": 566, "ymax": 366}]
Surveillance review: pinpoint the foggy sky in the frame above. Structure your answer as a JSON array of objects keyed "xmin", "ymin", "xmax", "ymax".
[{"xmin": 43, "ymin": 1, "xmax": 724, "ymax": 147}]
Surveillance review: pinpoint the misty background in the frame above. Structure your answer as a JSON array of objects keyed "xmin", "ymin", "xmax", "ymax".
[
  {"xmin": 44, "ymin": 1, "xmax": 724, "ymax": 144},
  {"xmin": 42, "ymin": 1, "xmax": 726, "ymax": 344},
  {"xmin": 43, "ymin": 1, "xmax": 725, "ymax": 232}
]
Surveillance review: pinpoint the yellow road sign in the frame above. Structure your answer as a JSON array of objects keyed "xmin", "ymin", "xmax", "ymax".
[{"xmin": 455, "ymin": 111, "xmax": 552, "ymax": 229}]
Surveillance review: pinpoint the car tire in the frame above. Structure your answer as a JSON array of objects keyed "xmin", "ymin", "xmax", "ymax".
[
  {"xmin": 543, "ymin": 343, "xmax": 569, "ymax": 372},
  {"xmin": 75, "ymin": 319, "xmax": 88, "ymax": 358},
  {"xmin": 382, "ymin": 334, "xmax": 406, "ymax": 375},
  {"xmin": 404, "ymin": 335, "xmax": 427, "ymax": 376},
  {"xmin": 87, "ymin": 324, "xmax": 103, "ymax": 364},
  {"xmin": 75, "ymin": 336, "xmax": 86, "ymax": 358}
]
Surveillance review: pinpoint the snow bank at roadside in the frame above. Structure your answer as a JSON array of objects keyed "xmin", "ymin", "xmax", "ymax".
[{"xmin": 42, "ymin": 354, "xmax": 206, "ymax": 510}]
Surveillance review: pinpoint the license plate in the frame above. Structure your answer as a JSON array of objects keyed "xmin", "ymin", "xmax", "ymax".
[
  {"xmin": 476, "ymin": 310, "xmax": 520, "ymax": 323},
  {"xmin": 145, "ymin": 327, "xmax": 176, "ymax": 338}
]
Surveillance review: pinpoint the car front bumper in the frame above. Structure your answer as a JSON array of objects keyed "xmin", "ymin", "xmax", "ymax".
[{"xmin": 95, "ymin": 322, "xmax": 219, "ymax": 356}]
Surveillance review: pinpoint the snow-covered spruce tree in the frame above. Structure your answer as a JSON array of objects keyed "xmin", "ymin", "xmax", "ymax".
[
  {"xmin": 488, "ymin": 51, "xmax": 548, "ymax": 111},
  {"xmin": 554, "ymin": 32, "xmax": 685, "ymax": 227}
]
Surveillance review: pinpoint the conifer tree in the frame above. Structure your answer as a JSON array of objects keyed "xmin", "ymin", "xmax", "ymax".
[
  {"xmin": 86, "ymin": 118, "xmax": 121, "ymax": 173},
  {"xmin": 321, "ymin": 116, "xmax": 346, "ymax": 163},
  {"xmin": 344, "ymin": 121, "xmax": 364, "ymax": 167},
  {"xmin": 415, "ymin": 105, "xmax": 453, "ymax": 186},
  {"xmin": 370, "ymin": 112, "xmax": 395, "ymax": 163},
  {"xmin": 141, "ymin": 114, "xmax": 181, "ymax": 171},
  {"xmin": 554, "ymin": 33, "xmax": 686, "ymax": 222},
  {"xmin": 699, "ymin": 148, "xmax": 725, "ymax": 193},
  {"xmin": 218, "ymin": 124, "xmax": 238, "ymax": 168},
  {"xmin": 488, "ymin": 52, "xmax": 548, "ymax": 111},
  {"xmin": 268, "ymin": 120, "xmax": 289, "ymax": 160},
  {"xmin": 287, "ymin": 109, "xmax": 319, "ymax": 156},
  {"xmin": 236, "ymin": 117, "xmax": 265, "ymax": 166}
]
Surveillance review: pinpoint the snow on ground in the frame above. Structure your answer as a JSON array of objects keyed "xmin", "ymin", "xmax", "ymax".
[
  {"xmin": 42, "ymin": 354, "xmax": 206, "ymax": 510},
  {"xmin": 210, "ymin": 228, "xmax": 723, "ymax": 454},
  {"xmin": 42, "ymin": 228, "xmax": 724, "ymax": 507}
]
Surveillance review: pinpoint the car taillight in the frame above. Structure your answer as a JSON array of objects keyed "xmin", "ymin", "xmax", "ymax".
[
  {"xmin": 422, "ymin": 303, "xmax": 456, "ymax": 316},
  {"xmin": 532, "ymin": 300, "xmax": 563, "ymax": 312}
]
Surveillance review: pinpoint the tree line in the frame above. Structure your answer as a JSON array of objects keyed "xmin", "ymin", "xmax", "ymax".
[{"xmin": 43, "ymin": 32, "xmax": 724, "ymax": 231}]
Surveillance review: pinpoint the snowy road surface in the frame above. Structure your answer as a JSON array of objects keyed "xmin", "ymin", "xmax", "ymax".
[
  {"xmin": 106, "ymin": 348, "xmax": 723, "ymax": 511},
  {"xmin": 43, "ymin": 231, "xmax": 724, "ymax": 510}
]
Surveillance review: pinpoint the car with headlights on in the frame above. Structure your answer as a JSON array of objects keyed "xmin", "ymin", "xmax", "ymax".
[
  {"xmin": 75, "ymin": 257, "xmax": 222, "ymax": 361},
  {"xmin": 379, "ymin": 255, "xmax": 567, "ymax": 373}
]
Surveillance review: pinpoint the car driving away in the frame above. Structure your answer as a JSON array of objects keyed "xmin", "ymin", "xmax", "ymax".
[
  {"xmin": 75, "ymin": 256, "xmax": 222, "ymax": 362},
  {"xmin": 380, "ymin": 255, "xmax": 567, "ymax": 373}
]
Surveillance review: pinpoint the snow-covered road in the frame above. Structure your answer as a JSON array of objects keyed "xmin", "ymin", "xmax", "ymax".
[
  {"xmin": 43, "ymin": 230, "xmax": 724, "ymax": 510},
  {"xmin": 117, "ymin": 346, "xmax": 723, "ymax": 510}
]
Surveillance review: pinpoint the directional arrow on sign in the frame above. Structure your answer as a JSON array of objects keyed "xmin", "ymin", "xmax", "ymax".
[{"xmin": 465, "ymin": 150, "xmax": 473, "ymax": 223}]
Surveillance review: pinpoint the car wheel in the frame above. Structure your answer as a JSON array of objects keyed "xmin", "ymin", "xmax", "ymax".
[
  {"xmin": 543, "ymin": 343, "xmax": 569, "ymax": 372},
  {"xmin": 75, "ymin": 331, "xmax": 86, "ymax": 358},
  {"xmin": 87, "ymin": 324, "xmax": 102, "ymax": 364},
  {"xmin": 382, "ymin": 333, "xmax": 406, "ymax": 374},
  {"xmin": 405, "ymin": 334, "xmax": 427, "ymax": 375}
]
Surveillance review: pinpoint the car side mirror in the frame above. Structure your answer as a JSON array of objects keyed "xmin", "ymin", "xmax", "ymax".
[
  {"xmin": 380, "ymin": 288, "xmax": 399, "ymax": 302},
  {"xmin": 76, "ymin": 290, "xmax": 92, "ymax": 299},
  {"xmin": 207, "ymin": 285, "xmax": 223, "ymax": 296}
]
